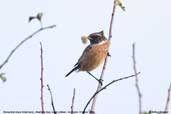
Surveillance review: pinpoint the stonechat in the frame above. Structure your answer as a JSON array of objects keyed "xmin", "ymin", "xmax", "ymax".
[{"xmin": 65, "ymin": 31, "xmax": 110, "ymax": 84}]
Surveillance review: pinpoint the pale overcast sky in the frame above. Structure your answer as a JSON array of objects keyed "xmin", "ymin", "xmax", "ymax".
[{"xmin": 0, "ymin": 0, "xmax": 171, "ymax": 114}]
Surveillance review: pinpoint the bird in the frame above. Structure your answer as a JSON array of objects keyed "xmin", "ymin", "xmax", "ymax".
[{"xmin": 65, "ymin": 31, "xmax": 110, "ymax": 84}]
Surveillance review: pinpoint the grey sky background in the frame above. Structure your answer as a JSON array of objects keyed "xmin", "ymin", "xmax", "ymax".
[{"xmin": 0, "ymin": 0, "xmax": 171, "ymax": 114}]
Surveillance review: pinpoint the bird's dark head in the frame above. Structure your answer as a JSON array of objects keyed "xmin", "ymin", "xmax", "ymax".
[{"xmin": 88, "ymin": 31, "xmax": 106, "ymax": 44}]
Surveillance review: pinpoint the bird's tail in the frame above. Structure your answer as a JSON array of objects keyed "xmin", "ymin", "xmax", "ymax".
[{"xmin": 65, "ymin": 65, "xmax": 79, "ymax": 77}]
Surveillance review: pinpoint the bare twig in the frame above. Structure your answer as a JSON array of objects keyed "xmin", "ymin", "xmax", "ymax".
[
  {"xmin": 83, "ymin": 72, "xmax": 140, "ymax": 114},
  {"xmin": 163, "ymin": 81, "xmax": 171, "ymax": 114},
  {"xmin": 90, "ymin": 0, "xmax": 118, "ymax": 112},
  {"xmin": 0, "ymin": 25, "xmax": 56, "ymax": 70},
  {"xmin": 132, "ymin": 43, "xmax": 142, "ymax": 114},
  {"xmin": 108, "ymin": 0, "xmax": 117, "ymax": 41},
  {"xmin": 71, "ymin": 88, "xmax": 76, "ymax": 114},
  {"xmin": 40, "ymin": 42, "xmax": 45, "ymax": 114},
  {"xmin": 47, "ymin": 84, "xmax": 57, "ymax": 114}
]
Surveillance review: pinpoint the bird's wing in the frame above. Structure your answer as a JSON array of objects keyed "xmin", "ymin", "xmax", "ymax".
[{"xmin": 75, "ymin": 45, "xmax": 92, "ymax": 66}]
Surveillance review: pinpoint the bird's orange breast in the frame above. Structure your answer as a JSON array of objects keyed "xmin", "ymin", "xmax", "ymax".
[{"xmin": 78, "ymin": 40, "xmax": 110, "ymax": 71}]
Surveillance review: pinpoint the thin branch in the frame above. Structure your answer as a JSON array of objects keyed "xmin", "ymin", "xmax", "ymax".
[
  {"xmin": 90, "ymin": 0, "xmax": 117, "ymax": 112},
  {"xmin": 0, "ymin": 25, "xmax": 56, "ymax": 70},
  {"xmin": 47, "ymin": 84, "xmax": 57, "ymax": 114},
  {"xmin": 108, "ymin": 0, "xmax": 117, "ymax": 41},
  {"xmin": 132, "ymin": 43, "xmax": 142, "ymax": 114},
  {"xmin": 40, "ymin": 42, "xmax": 45, "ymax": 114},
  {"xmin": 163, "ymin": 81, "xmax": 171, "ymax": 114},
  {"xmin": 83, "ymin": 72, "xmax": 140, "ymax": 114},
  {"xmin": 71, "ymin": 88, "xmax": 76, "ymax": 114}
]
